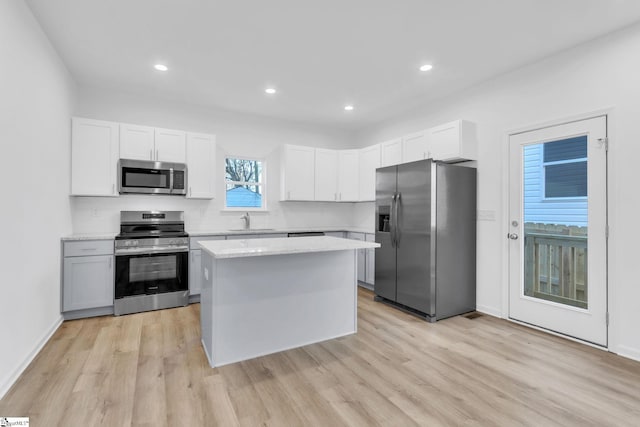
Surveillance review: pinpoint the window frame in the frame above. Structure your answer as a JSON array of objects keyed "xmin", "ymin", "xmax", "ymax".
[
  {"xmin": 223, "ymin": 155, "xmax": 268, "ymax": 212},
  {"xmin": 541, "ymin": 146, "xmax": 587, "ymax": 202}
]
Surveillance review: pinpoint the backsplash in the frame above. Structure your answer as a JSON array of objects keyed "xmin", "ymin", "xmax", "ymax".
[{"xmin": 70, "ymin": 195, "xmax": 363, "ymax": 234}]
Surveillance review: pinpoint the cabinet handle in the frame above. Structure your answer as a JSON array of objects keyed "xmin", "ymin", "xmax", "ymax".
[
  {"xmin": 288, "ymin": 191, "xmax": 291, "ymax": 200},
  {"xmin": 150, "ymin": 149, "xmax": 153, "ymax": 160},
  {"xmin": 112, "ymin": 183, "xmax": 115, "ymax": 194},
  {"xmin": 81, "ymin": 248, "xmax": 97, "ymax": 251},
  {"xmin": 334, "ymin": 193, "xmax": 337, "ymax": 201},
  {"xmin": 156, "ymin": 149, "xmax": 159, "ymax": 160},
  {"xmin": 189, "ymin": 187, "xmax": 192, "ymax": 197}
]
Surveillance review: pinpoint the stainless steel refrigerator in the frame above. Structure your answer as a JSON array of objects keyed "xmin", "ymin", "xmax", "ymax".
[{"xmin": 374, "ymin": 159, "xmax": 476, "ymax": 322}]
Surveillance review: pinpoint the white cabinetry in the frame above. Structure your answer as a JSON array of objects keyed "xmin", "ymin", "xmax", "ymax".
[
  {"xmin": 189, "ymin": 235, "xmax": 225, "ymax": 297},
  {"xmin": 358, "ymin": 144, "xmax": 381, "ymax": 201},
  {"xmin": 429, "ymin": 119, "xmax": 477, "ymax": 162},
  {"xmin": 62, "ymin": 240, "xmax": 114, "ymax": 317},
  {"xmin": 71, "ymin": 118, "xmax": 119, "ymax": 197},
  {"xmin": 337, "ymin": 150, "xmax": 359, "ymax": 201},
  {"xmin": 347, "ymin": 232, "xmax": 366, "ymax": 282},
  {"xmin": 365, "ymin": 234, "xmax": 376, "ymax": 285},
  {"xmin": 186, "ymin": 133, "xmax": 216, "ymax": 199},
  {"xmin": 155, "ymin": 128, "xmax": 187, "ymax": 163},
  {"xmin": 119, "ymin": 124, "xmax": 154, "ymax": 161},
  {"xmin": 120, "ymin": 124, "xmax": 186, "ymax": 163},
  {"xmin": 402, "ymin": 130, "xmax": 430, "ymax": 163},
  {"xmin": 314, "ymin": 148, "xmax": 338, "ymax": 201},
  {"xmin": 380, "ymin": 138, "xmax": 402, "ymax": 167},
  {"xmin": 280, "ymin": 145, "xmax": 315, "ymax": 201}
]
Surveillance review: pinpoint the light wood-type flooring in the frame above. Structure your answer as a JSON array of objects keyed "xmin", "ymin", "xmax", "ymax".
[{"xmin": 1, "ymin": 287, "xmax": 640, "ymax": 426}]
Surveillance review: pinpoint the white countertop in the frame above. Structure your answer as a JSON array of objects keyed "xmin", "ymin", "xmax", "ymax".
[
  {"xmin": 61, "ymin": 233, "xmax": 117, "ymax": 241},
  {"xmin": 62, "ymin": 227, "xmax": 373, "ymax": 241},
  {"xmin": 187, "ymin": 226, "xmax": 374, "ymax": 237},
  {"xmin": 199, "ymin": 236, "xmax": 380, "ymax": 259}
]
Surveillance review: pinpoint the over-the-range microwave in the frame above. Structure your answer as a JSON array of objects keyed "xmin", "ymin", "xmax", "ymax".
[{"xmin": 118, "ymin": 159, "xmax": 187, "ymax": 195}]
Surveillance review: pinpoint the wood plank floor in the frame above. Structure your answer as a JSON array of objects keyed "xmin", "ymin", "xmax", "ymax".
[{"xmin": 2, "ymin": 287, "xmax": 640, "ymax": 426}]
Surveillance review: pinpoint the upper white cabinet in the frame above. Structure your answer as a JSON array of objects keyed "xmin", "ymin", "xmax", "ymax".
[
  {"xmin": 337, "ymin": 150, "xmax": 359, "ymax": 201},
  {"xmin": 402, "ymin": 130, "xmax": 430, "ymax": 163},
  {"xmin": 380, "ymin": 138, "xmax": 402, "ymax": 167},
  {"xmin": 358, "ymin": 144, "xmax": 381, "ymax": 201},
  {"xmin": 155, "ymin": 128, "xmax": 187, "ymax": 163},
  {"xmin": 314, "ymin": 148, "xmax": 338, "ymax": 201},
  {"xmin": 428, "ymin": 119, "xmax": 477, "ymax": 162},
  {"xmin": 280, "ymin": 145, "xmax": 315, "ymax": 201},
  {"xmin": 71, "ymin": 117, "xmax": 119, "ymax": 197},
  {"xmin": 120, "ymin": 124, "xmax": 186, "ymax": 163},
  {"xmin": 186, "ymin": 132, "xmax": 216, "ymax": 199},
  {"xmin": 119, "ymin": 124, "xmax": 154, "ymax": 161}
]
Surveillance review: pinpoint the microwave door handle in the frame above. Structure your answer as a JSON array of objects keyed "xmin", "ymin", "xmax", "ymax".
[{"xmin": 169, "ymin": 168, "xmax": 174, "ymax": 193}]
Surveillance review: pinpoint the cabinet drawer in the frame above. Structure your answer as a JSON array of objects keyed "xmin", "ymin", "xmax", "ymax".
[
  {"xmin": 64, "ymin": 240, "xmax": 114, "ymax": 257},
  {"xmin": 190, "ymin": 235, "xmax": 225, "ymax": 249}
]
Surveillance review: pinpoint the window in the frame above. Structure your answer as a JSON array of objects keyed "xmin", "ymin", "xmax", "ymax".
[
  {"xmin": 225, "ymin": 157, "xmax": 266, "ymax": 209},
  {"xmin": 543, "ymin": 136, "xmax": 587, "ymax": 199}
]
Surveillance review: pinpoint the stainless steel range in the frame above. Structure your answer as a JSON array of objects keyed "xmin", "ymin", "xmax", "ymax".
[{"xmin": 114, "ymin": 211, "xmax": 189, "ymax": 316}]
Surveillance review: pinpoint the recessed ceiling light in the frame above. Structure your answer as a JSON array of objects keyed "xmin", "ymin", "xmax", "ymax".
[
  {"xmin": 419, "ymin": 64, "xmax": 433, "ymax": 72},
  {"xmin": 154, "ymin": 64, "xmax": 168, "ymax": 71},
  {"xmin": 344, "ymin": 105, "xmax": 354, "ymax": 111},
  {"xmin": 265, "ymin": 88, "xmax": 277, "ymax": 94}
]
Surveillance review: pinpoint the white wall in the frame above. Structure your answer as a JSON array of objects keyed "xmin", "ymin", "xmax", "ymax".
[
  {"xmin": 71, "ymin": 88, "xmax": 358, "ymax": 233},
  {"xmin": 355, "ymin": 22, "xmax": 640, "ymax": 359},
  {"xmin": 0, "ymin": 0, "xmax": 76, "ymax": 398}
]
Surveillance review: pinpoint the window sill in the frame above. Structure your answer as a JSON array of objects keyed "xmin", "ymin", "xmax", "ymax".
[{"xmin": 221, "ymin": 208, "xmax": 270, "ymax": 213}]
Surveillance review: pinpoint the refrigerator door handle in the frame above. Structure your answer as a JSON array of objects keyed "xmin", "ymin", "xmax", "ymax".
[
  {"xmin": 390, "ymin": 194, "xmax": 397, "ymax": 248},
  {"xmin": 395, "ymin": 192, "xmax": 401, "ymax": 247}
]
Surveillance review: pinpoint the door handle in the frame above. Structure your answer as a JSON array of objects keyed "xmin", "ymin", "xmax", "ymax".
[
  {"xmin": 395, "ymin": 193, "xmax": 401, "ymax": 247},
  {"xmin": 508, "ymin": 233, "xmax": 519, "ymax": 240},
  {"xmin": 390, "ymin": 194, "xmax": 397, "ymax": 248}
]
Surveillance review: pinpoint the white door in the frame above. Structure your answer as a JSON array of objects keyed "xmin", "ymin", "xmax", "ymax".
[
  {"xmin": 314, "ymin": 148, "xmax": 338, "ymax": 201},
  {"xmin": 155, "ymin": 128, "xmax": 186, "ymax": 163},
  {"xmin": 337, "ymin": 150, "xmax": 359, "ymax": 201},
  {"xmin": 508, "ymin": 116, "xmax": 607, "ymax": 346}
]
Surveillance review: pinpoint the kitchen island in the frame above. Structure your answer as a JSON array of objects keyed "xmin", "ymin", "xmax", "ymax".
[{"xmin": 198, "ymin": 236, "xmax": 380, "ymax": 368}]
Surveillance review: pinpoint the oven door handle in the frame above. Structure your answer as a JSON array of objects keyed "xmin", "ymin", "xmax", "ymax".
[{"xmin": 115, "ymin": 246, "xmax": 189, "ymax": 256}]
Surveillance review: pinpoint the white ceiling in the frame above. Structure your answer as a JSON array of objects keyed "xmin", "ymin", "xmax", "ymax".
[{"xmin": 26, "ymin": 0, "xmax": 640, "ymax": 130}]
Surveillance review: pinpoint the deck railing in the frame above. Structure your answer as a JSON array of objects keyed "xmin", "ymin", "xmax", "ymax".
[{"xmin": 524, "ymin": 232, "xmax": 588, "ymax": 309}]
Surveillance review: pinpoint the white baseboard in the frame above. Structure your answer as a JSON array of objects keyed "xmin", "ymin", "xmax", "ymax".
[
  {"xmin": 476, "ymin": 304, "xmax": 502, "ymax": 318},
  {"xmin": 0, "ymin": 315, "xmax": 63, "ymax": 400},
  {"xmin": 615, "ymin": 345, "xmax": 640, "ymax": 362}
]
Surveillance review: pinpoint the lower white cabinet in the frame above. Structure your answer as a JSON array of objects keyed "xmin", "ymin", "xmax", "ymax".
[
  {"xmin": 365, "ymin": 234, "xmax": 376, "ymax": 285},
  {"xmin": 62, "ymin": 240, "xmax": 114, "ymax": 314},
  {"xmin": 189, "ymin": 235, "xmax": 225, "ymax": 296},
  {"xmin": 189, "ymin": 249, "xmax": 203, "ymax": 296}
]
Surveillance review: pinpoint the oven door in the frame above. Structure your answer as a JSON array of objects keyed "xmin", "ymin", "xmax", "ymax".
[{"xmin": 115, "ymin": 250, "xmax": 188, "ymax": 299}]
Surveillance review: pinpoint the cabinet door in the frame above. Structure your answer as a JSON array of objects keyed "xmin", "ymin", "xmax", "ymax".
[
  {"xmin": 281, "ymin": 145, "xmax": 315, "ymax": 200},
  {"xmin": 358, "ymin": 144, "xmax": 381, "ymax": 201},
  {"xmin": 402, "ymin": 130, "xmax": 430, "ymax": 163},
  {"xmin": 189, "ymin": 250, "xmax": 202, "ymax": 296},
  {"xmin": 314, "ymin": 148, "xmax": 338, "ymax": 201},
  {"xmin": 120, "ymin": 123, "xmax": 154, "ymax": 161},
  {"xmin": 348, "ymin": 232, "xmax": 366, "ymax": 282},
  {"xmin": 63, "ymin": 255, "xmax": 114, "ymax": 311},
  {"xmin": 155, "ymin": 128, "xmax": 187, "ymax": 163},
  {"xmin": 337, "ymin": 150, "xmax": 359, "ymax": 201},
  {"xmin": 380, "ymin": 138, "xmax": 402, "ymax": 167},
  {"xmin": 429, "ymin": 119, "xmax": 477, "ymax": 162},
  {"xmin": 186, "ymin": 133, "xmax": 216, "ymax": 199},
  {"xmin": 71, "ymin": 118, "xmax": 119, "ymax": 196},
  {"xmin": 365, "ymin": 234, "xmax": 375, "ymax": 284}
]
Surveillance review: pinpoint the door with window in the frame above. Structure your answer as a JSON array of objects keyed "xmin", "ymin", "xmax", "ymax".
[{"xmin": 508, "ymin": 116, "xmax": 607, "ymax": 346}]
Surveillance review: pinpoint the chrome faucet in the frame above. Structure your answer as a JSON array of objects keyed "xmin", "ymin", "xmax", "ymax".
[{"xmin": 240, "ymin": 211, "xmax": 251, "ymax": 230}]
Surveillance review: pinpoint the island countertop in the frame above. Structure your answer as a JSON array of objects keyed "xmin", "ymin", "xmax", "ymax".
[{"xmin": 199, "ymin": 235, "xmax": 380, "ymax": 259}]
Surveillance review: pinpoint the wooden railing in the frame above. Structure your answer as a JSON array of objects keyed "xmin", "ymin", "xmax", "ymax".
[{"xmin": 524, "ymin": 232, "xmax": 588, "ymax": 309}]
